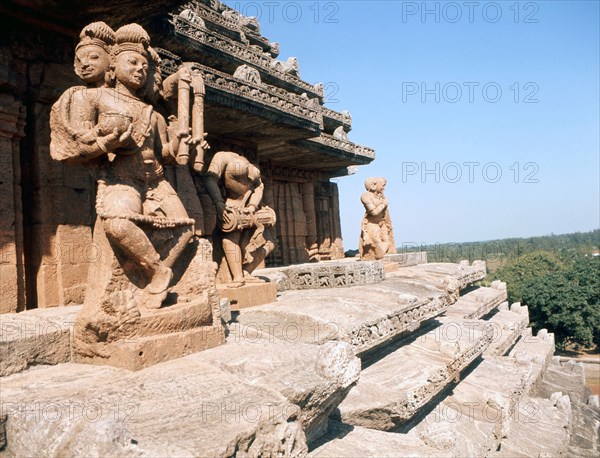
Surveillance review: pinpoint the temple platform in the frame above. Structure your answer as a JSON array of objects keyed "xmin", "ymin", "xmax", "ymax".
[{"xmin": 1, "ymin": 259, "xmax": 598, "ymax": 457}]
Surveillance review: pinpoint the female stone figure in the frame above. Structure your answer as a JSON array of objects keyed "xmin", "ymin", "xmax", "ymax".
[{"xmin": 51, "ymin": 23, "xmax": 194, "ymax": 309}]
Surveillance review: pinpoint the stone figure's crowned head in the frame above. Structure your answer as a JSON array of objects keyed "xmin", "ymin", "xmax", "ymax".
[
  {"xmin": 74, "ymin": 21, "xmax": 115, "ymax": 86},
  {"xmin": 106, "ymin": 23, "xmax": 152, "ymax": 91},
  {"xmin": 364, "ymin": 177, "xmax": 379, "ymax": 192},
  {"xmin": 140, "ymin": 46, "xmax": 163, "ymax": 104}
]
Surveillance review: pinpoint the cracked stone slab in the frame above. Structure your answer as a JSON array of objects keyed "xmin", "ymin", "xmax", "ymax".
[
  {"xmin": 509, "ymin": 328, "xmax": 556, "ymax": 390},
  {"xmin": 309, "ymin": 421, "xmax": 448, "ymax": 458},
  {"xmin": 483, "ymin": 303, "xmax": 529, "ymax": 356},
  {"xmin": 492, "ymin": 395, "xmax": 571, "ymax": 457},
  {"xmin": 334, "ymin": 319, "xmax": 493, "ymax": 431},
  {"xmin": 237, "ymin": 272, "xmax": 458, "ymax": 356},
  {"xmin": 387, "ymin": 261, "xmax": 487, "ymax": 299},
  {"xmin": 411, "ymin": 355, "xmax": 536, "ymax": 457},
  {"xmin": 0, "ymin": 333, "xmax": 360, "ymax": 457},
  {"xmin": 0, "ymin": 306, "xmax": 80, "ymax": 377},
  {"xmin": 443, "ymin": 282, "xmax": 507, "ymax": 320}
]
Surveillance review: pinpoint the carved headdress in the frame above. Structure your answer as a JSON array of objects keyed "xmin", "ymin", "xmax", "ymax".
[
  {"xmin": 76, "ymin": 21, "xmax": 115, "ymax": 53},
  {"xmin": 113, "ymin": 23, "xmax": 151, "ymax": 58}
]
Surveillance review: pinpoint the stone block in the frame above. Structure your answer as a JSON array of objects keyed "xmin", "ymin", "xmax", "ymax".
[
  {"xmin": 217, "ymin": 282, "xmax": 278, "ymax": 311},
  {"xmin": 239, "ymin": 271, "xmax": 460, "ymax": 355},
  {"xmin": 1, "ymin": 334, "xmax": 360, "ymax": 456},
  {"xmin": 384, "ymin": 251, "xmax": 428, "ymax": 267},
  {"xmin": 0, "ymin": 264, "xmax": 19, "ymax": 314},
  {"xmin": 74, "ymin": 324, "xmax": 225, "ymax": 371},
  {"xmin": 0, "ymin": 306, "xmax": 79, "ymax": 376},
  {"xmin": 335, "ymin": 319, "xmax": 493, "ymax": 430}
]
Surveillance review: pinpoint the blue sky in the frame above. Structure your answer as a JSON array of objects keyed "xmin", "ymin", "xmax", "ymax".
[{"xmin": 232, "ymin": 1, "xmax": 599, "ymax": 248}]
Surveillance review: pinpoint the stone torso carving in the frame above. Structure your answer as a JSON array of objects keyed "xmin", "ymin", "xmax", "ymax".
[{"xmin": 205, "ymin": 151, "xmax": 276, "ymax": 287}]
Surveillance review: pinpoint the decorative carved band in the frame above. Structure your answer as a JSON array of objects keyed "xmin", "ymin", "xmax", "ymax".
[
  {"xmin": 156, "ymin": 50, "xmax": 322, "ymax": 126},
  {"xmin": 170, "ymin": 15, "xmax": 321, "ymax": 98},
  {"xmin": 300, "ymin": 133, "xmax": 376, "ymax": 161},
  {"xmin": 323, "ymin": 107, "xmax": 352, "ymax": 128}
]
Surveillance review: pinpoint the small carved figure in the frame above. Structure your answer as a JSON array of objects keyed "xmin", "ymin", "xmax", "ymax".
[
  {"xmin": 333, "ymin": 126, "xmax": 348, "ymax": 141},
  {"xmin": 205, "ymin": 151, "xmax": 276, "ymax": 287},
  {"xmin": 359, "ymin": 177, "xmax": 396, "ymax": 261},
  {"xmin": 269, "ymin": 56, "xmax": 299, "ymax": 76},
  {"xmin": 233, "ymin": 64, "xmax": 261, "ymax": 85}
]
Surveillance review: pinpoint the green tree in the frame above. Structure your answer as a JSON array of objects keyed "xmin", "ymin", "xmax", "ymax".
[
  {"xmin": 522, "ymin": 256, "xmax": 600, "ymax": 348},
  {"xmin": 489, "ymin": 251, "xmax": 563, "ymax": 303}
]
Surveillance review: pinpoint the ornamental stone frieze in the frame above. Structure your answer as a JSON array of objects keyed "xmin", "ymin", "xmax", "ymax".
[
  {"xmin": 169, "ymin": 12, "xmax": 321, "ymax": 98},
  {"xmin": 156, "ymin": 49, "xmax": 323, "ymax": 129}
]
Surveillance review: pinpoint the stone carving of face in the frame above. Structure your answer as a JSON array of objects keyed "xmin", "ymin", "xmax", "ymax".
[
  {"xmin": 114, "ymin": 51, "xmax": 149, "ymax": 90},
  {"xmin": 377, "ymin": 178, "xmax": 387, "ymax": 193},
  {"xmin": 74, "ymin": 45, "xmax": 110, "ymax": 85}
]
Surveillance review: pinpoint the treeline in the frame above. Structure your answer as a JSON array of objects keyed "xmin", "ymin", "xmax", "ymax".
[
  {"xmin": 407, "ymin": 229, "xmax": 599, "ymax": 350},
  {"xmin": 487, "ymin": 252, "xmax": 599, "ymax": 350},
  {"xmin": 417, "ymin": 229, "xmax": 599, "ymax": 267}
]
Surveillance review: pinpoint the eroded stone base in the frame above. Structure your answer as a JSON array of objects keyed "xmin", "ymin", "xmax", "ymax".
[
  {"xmin": 74, "ymin": 325, "xmax": 225, "ymax": 371},
  {"xmin": 217, "ymin": 282, "xmax": 278, "ymax": 310}
]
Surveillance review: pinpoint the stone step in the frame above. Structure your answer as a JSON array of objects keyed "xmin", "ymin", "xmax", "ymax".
[
  {"xmin": 412, "ymin": 356, "xmax": 536, "ymax": 456},
  {"xmin": 386, "ymin": 261, "xmax": 487, "ymax": 301},
  {"xmin": 566, "ymin": 397, "xmax": 600, "ymax": 457},
  {"xmin": 483, "ymin": 303, "xmax": 529, "ymax": 357},
  {"xmin": 0, "ymin": 331, "xmax": 360, "ymax": 456},
  {"xmin": 535, "ymin": 359, "xmax": 600, "ymax": 457},
  {"xmin": 255, "ymin": 258, "xmax": 386, "ymax": 293},
  {"xmin": 443, "ymin": 282, "xmax": 507, "ymax": 320},
  {"xmin": 0, "ymin": 306, "xmax": 80, "ymax": 377},
  {"xmin": 509, "ymin": 328, "xmax": 556, "ymax": 391},
  {"xmin": 492, "ymin": 395, "xmax": 572, "ymax": 457},
  {"xmin": 334, "ymin": 319, "xmax": 494, "ymax": 431},
  {"xmin": 536, "ymin": 359, "xmax": 589, "ymax": 402},
  {"xmin": 312, "ymin": 353, "xmax": 545, "ymax": 457},
  {"xmin": 238, "ymin": 262, "xmax": 485, "ymax": 356},
  {"xmin": 309, "ymin": 421, "xmax": 447, "ymax": 457}
]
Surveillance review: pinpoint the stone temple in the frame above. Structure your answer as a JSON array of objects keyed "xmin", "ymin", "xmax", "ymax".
[{"xmin": 0, "ymin": 1, "xmax": 598, "ymax": 456}]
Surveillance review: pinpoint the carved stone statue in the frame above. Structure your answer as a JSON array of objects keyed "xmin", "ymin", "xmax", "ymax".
[
  {"xmin": 73, "ymin": 21, "xmax": 115, "ymax": 87},
  {"xmin": 49, "ymin": 22, "xmax": 224, "ymax": 369},
  {"xmin": 359, "ymin": 177, "xmax": 397, "ymax": 261},
  {"xmin": 205, "ymin": 151, "xmax": 276, "ymax": 287}
]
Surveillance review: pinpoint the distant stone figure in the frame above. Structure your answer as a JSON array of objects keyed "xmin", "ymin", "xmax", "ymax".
[
  {"xmin": 205, "ymin": 151, "xmax": 276, "ymax": 287},
  {"xmin": 359, "ymin": 177, "xmax": 396, "ymax": 260}
]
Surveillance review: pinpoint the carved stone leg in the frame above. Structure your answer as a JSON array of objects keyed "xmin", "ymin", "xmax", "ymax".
[
  {"xmin": 73, "ymin": 219, "xmax": 224, "ymax": 370},
  {"xmin": 222, "ymin": 231, "xmax": 244, "ymax": 286}
]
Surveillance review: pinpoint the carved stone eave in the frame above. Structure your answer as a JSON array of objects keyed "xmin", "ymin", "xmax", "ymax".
[
  {"xmin": 190, "ymin": 1, "xmax": 276, "ymax": 55},
  {"xmin": 260, "ymin": 134, "xmax": 374, "ymax": 172},
  {"xmin": 299, "ymin": 133, "xmax": 375, "ymax": 163},
  {"xmin": 323, "ymin": 107, "xmax": 352, "ymax": 134},
  {"xmin": 169, "ymin": 15, "xmax": 323, "ymax": 99},
  {"xmin": 158, "ymin": 56, "xmax": 323, "ymax": 137}
]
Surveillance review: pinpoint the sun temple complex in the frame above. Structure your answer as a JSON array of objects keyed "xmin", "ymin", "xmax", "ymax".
[
  {"xmin": 0, "ymin": 1, "xmax": 598, "ymax": 457},
  {"xmin": 1, "ymin": 0, "xmax": 375, "ymax": 315}
]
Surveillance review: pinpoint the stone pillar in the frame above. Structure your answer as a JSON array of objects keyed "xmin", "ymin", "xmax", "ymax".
[
  {"xmin": 0, "ymin": 94, "xmax": 26, "ymax": 313},
  {"xmin": 314, "ymin": 181, "xmax": 345, "ymax": 261},
  {"xmin": 301, "ymin": 181, "xmax": 318, "ymax": 261},
  {"xmin": 329, "ymin": 182, "xmax": 345, "ymax": 260}
]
